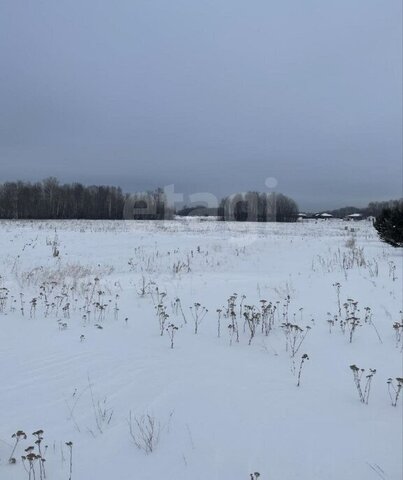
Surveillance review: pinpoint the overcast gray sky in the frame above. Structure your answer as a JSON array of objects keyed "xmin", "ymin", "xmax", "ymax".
[{"xmin": 0, "ymin": 0, "xmax": 401, "ymax": 210}]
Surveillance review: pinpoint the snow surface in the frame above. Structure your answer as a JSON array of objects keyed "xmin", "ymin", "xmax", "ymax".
[{"xmin": 0, "ymin": 219, "xmax": 401, "ymax": 480}]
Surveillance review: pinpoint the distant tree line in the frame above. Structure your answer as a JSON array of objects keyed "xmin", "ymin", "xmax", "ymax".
[
  {"xmin": 219, "ymin": 192, "xmax": 299, "ymax": 222},
  {"xmin": 0, "ymin": 178, "xmax": 125, "ymax": 219},
  {"xmin": 328, "ymin": 199, "xmax": 403, "ymax": 219},
  {"xmin": 174, "ymin": 192, "xmax": 299, "ymax": 222},
  {"xmin": 0, "ymin": 178, "xmax": 300, "ymax": 222},
  {"xmin": 123, "ymin": 188, "xmax": 175, "ymax": 220}
]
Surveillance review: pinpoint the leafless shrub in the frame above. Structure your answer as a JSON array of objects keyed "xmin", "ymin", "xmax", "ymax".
[
  {"xmin": 9, "ymin": 430, "xmax": 27, "ymax": 464},
  {"xmin": 260, "ymin": 300, "xmax": 276, "ymax": 336},
  {"xmin": 333, "ymin": 282, "xmax": 342, "ymax": 316},
  {"xmin": 166, "ymin": 323, "xmax": 179, "ymax": 348},
  {"xmin": 190, "ymin": 302, "xmax": 208, "ymax": 334},
  {"xmin": 88, "ymin": 377, "xmax": 113, "ymax": 435},
  {"xmin": 281, "ymin": 322, "xmax": 310, "ymax": 358},
  {"xmin": 297, "ymin": 354, "xmax": 309, "ymax": 387},
  {"xmin": 250, "ymin": 473, "xmax": 261, "ymax": 480},
  {"xmin": 387, "ymin": 377, "xmax": 403, "ymax": 407},
  {"xmin": 243, "ymin": 305, "xmax": 261, "ymax": 345},
  {"xmin": 128, "ymin": 412, "xmax": 161, "ymax": 454},
  {"xmin": 225, "ymin": 294, "xmax": 239, "ymax": 344},
  {"xmin": 350, "ymin": 365, "xmax": 376, "ymax": 404},
  {"xmin": 65, "ymin": 441, "xmax": 73, "ymax": 480},
  {"xmin": 171, "ymin": 297, "xmax": 187, "ymax": 325}
]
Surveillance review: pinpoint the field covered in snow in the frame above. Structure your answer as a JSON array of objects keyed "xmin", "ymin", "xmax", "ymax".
[{"xmin": 0, "ymin": 218, "xmax": 402, "ymax": 480}]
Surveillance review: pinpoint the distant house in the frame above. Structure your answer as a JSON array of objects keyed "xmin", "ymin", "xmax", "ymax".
[
  {"xmin": 344, "ymin": 213, "xmax": 363, "ymax": 221},
  {"xmin": 317, "ymin": 212, "xmax": 333, "ymax": 219}
]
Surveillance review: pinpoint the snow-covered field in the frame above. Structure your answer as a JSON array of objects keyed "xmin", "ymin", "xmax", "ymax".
[{"xmin": 0, "ymin": 218, "xmax": 401, "ymax": 480}]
